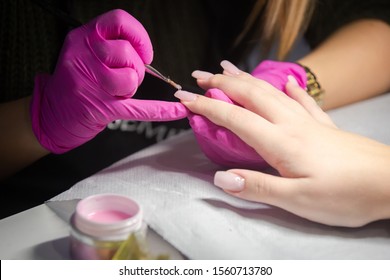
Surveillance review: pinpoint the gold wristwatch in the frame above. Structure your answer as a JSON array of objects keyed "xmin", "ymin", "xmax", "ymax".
[{"xmin": 296, "ymin": 63, "xmax": 324, "ymax": 106}]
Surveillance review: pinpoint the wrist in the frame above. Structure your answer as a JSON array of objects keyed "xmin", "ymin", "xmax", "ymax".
[
  {"xmin": 30, "ymin": 74, "xmax": 55, "ymax": 153},
  {"xmin": 31, "ymin": 74, "xmax": 73, "ymax": 154},
  {"xmin": 374, "ymin": 147, "xmax": 390, "ymax": 221},
  {"xmin": 357, "ymin": 143, "xmax": 390, "ymax": 224}
]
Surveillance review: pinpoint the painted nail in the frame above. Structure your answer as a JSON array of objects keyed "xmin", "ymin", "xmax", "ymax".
[
  {"xmin": 174, "ymin": 90, "xmax": 197, "ymax": 102},
  {"xmin": 214, "ymin": 171, "xmax": 245, "ymax": 192},
  {"xmin": 287, "ymin": 75, "xmax": 299, "ymax": 86},
  {"xmin": 220, "ymin": 60, "xmax": 241, "ymax": 75},
  {"xmin": 192, "ymin": 70, "xmax": 213, "ymax": 80}
]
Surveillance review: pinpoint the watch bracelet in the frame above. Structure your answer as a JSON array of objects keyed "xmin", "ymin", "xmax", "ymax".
[{"xmin": 295, "ymin": 62, "xmax": 324, "ymax": 106}]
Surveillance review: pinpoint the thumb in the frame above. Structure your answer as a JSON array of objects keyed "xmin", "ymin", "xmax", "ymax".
[
  {"xmin": 112, "ymin": 98, "xmax": 188, "ymax": 121},
  {"xmin": 214, "ymin": 169, "xmax": 297, "ymax": 208}
]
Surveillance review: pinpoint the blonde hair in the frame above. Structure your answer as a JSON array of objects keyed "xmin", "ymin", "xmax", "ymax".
[{"xmin": 236, "ymin": 0, "xmax": 315, "ymax": 60}]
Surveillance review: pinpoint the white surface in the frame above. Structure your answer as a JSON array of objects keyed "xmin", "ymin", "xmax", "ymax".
[
  {"xmin": 0, "ymin": 204, "xmax": 183, "ymax": 260},
  {"xmin": 328, "ymin": 93, "xmax": 390, "ymax": 144},
  {"xmin": 1, "ymin": 93, "xmax": 390, "ymax": 260},
  {"xmin": 0, "ymin": 205, "xmax": 69, "ymax": 259}
]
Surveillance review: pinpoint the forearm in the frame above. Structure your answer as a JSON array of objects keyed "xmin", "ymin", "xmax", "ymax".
[
  {"xmin": 0, "ymin": 96, "xmax": 49, "ymax": 180},
  {"xmin": 299, "ymin": 19, "xmax": 390, "ymax": 110}
]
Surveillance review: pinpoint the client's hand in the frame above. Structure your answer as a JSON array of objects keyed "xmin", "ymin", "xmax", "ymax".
[
  {"xmin": 175, "ymin": 63, "xmax": 390, "ymax": 227},
  {"xmin": 185, "ymin": 60, "xmax": 307, "ymax": 169},
  {"xmin": 31, "ymin": 9, "xmax": 187, "ymax": 154}
]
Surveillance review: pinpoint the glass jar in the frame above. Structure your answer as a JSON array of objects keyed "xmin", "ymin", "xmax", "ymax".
[{"xmin": 69, "ymin": 193, "xmax": 146, "ymax": 260}]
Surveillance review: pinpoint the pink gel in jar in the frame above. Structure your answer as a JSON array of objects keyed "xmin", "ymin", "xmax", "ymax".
[
  {"xmin": 69, "ymin": 193, "xmax": 146, "ymax": 260},
  {"xmin": 87, "ymin": 210, "xmax": 132, "ymax": 222}
]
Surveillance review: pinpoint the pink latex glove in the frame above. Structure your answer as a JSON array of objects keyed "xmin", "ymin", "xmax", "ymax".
[
  {"xmin": 188, "ymin": 60, "xmax": 307, "ymax": 168},
  {"xmin": 31, "ymin": 9, "xmax": 187, "ymax": 154}
]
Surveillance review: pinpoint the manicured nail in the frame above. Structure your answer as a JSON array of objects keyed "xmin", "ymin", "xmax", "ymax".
[
  {"xmin": 220, "ymin": 60, "xmax": 241, "ymax": 75},
  {"xmin": 192, "ymin": 70, "xmax": 213, "ymax": 80},
  {"xmin": 174, "ymin": 90, "xmax": 197, "ymax": 102},
  {"xmin": 214, "ymin": 171, "xmax": 245, "ymax": 192},
  {"xmin": 287, "ymin": 75, "xmax": 299, "ymax": 86}
]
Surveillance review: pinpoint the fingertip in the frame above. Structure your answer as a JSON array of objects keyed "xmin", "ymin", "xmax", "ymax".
[
  {"xmin": 174, "ymin": 90, "xmax": 198, "ymax": 102},
  {"xmin": 192, "ymin": 70, "xmax": 213, "ymax": 80},
  {"xmin": 286, "ymin": 76, "xmax": 308, "ymax": 99},
  {"xmin": 221, "ymin": 170, "xmax": 297, "ymax": 206},
  {"xmin": 214, "ymin": 171, "xmax": 245, "ymax": 192},
  {"xmin": 140, "ymin": 46, "xmax": 153, "ymax": 65},
  {"xmin": 287, "ymin": 75, "xmax": 299, "ymax": 86},
  {"xmin": 220, "ymin": 60, "xmax": 241, "ymax": 75}
]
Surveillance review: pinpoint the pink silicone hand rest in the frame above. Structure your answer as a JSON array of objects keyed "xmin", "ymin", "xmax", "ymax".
[
  {"xmin": 188, "ymin": 88, "xmax": 269, "ymax": 169},
  {"xmin": 31, "ymin": 9, "xmax": 187, "ymax": 154},
  {"xmin": 251, "ymin": 60, "xmax": 307, "ymax": 91},
  {"xmin": 188, "ymin": 60, "xmax": 307, "ymax": 169}
]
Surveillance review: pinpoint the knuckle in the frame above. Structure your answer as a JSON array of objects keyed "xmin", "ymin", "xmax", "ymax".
[
  {"xmin": 252, "ymin": 176, "xmax": 273, "ymax": 198},
  {"xmin": 110, "ymin": 9, "xmax": 129, "ymax": 24},
  {"xmin": 239, "ymin": 72, "xmax": 255, "ymax": 81},
  {"xmin": 224, "ymin": 105, "xmax": 243, "ymax": 123},
  {"xmin": 253, "ymin": 77, "xmax": 274, "ymax": 90},
  {"xmin": 65, "ymin": 28, "xmax": 80, "ymax": 44},
  {"xmin": 246, "ymin": 86, "xmax": 261, "ymax": 99}
]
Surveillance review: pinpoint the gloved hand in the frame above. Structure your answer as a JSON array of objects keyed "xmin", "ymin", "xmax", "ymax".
[
  {"xmin": 31, "ymin": 9, "xmax": 187, "ymax": 154},
  {"xmin": 251, "ymin": 60, "xmax": 307, "ymax": 92},
  {"xmin": 188, "ymin": 60, "xmax": 307, "ymax": 169},
  {"xmin": 188, "ymin": 88, "xmax": 269, "ymax": 169}
]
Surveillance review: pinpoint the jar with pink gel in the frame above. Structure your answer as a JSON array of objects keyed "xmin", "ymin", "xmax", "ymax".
[{"xmin": 70, "ymin": 193, "xmax": 146, "ymax": 260}]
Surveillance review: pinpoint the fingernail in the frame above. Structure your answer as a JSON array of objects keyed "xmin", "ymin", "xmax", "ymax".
[
  {"xmin": 220, "ymin": 60, "xmax": 241, "ymax": 75},
  {"xmin": 287, "ymin": 75, "xmax": 299, "ymax": 86},
  {"xmin": 214, "ymin": 171, "xmax": 245, "ymax": 192},
  {"xmin": 174, "ymin": 90, "xmax": 197, "ymax": 102},
  {"xmin": 192, "ymin": 70, "xmax": 213, "ymax": 80}
]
